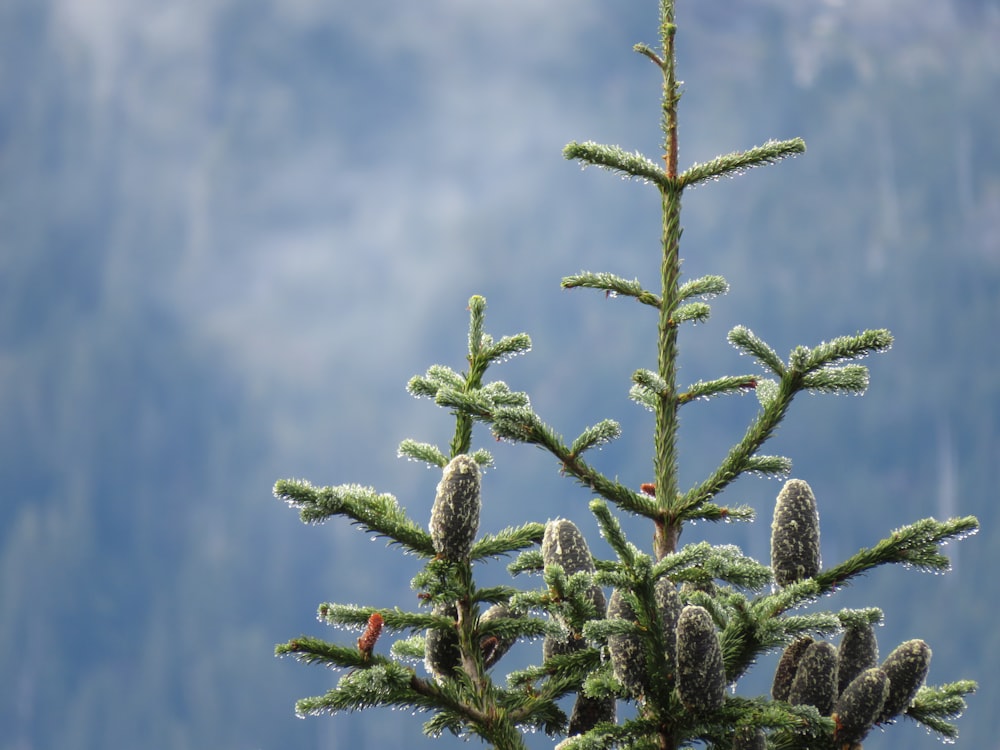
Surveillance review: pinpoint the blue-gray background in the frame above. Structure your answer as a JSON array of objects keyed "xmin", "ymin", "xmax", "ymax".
[{"xmin": 1, "ymin": 1, "xmax": 997, "ymax": 748}]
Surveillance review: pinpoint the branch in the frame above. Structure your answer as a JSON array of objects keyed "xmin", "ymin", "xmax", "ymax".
[
  {"xmin": 679, "ymin": 138, "xmax": 806, "ymax": 188},
  {"xmin": 681, "ymin": 328, "xmax": 894, "ymax": 514},
  {"xmin": 815, "ymin": 516, "xmax": 980, "ymax": 591},
  {"xmin": 678, "ymin": 375, "xmax": 760, "ymax": 404},
  {"xmin": 728, "ymin": 325, "xmax": 785, "ymax": 376},
  {"xmin": 317, "ymin": 604, "xmax": 451, "ymax": 635},
  {"xmin": 678, "ymin": 374, "xmax": 798, "ymax": 514},
  {"xmin": 562, "ymin": 271, "xmax": 661, "ymax": 308},
  {"xmin": 905, "ymin": 680, "xmax": 978, "ymax": 740},
  {"xmin": 563, "ymin": 141, "xmax": 671, "ymax": 188},
  {"xmin": 678, "ymin": 274, "xmax": 729, "ymax": 302},
  {"xmin": 490, "ymin": 406, "xmax": 658, "ymax": 518},
  {"xmin": 469, "ymin": 522, "xmax": 546, "ymax": 560},
  {"xmin": 274, "ymin": 480, "xmax": 435, "ymax": 556}
]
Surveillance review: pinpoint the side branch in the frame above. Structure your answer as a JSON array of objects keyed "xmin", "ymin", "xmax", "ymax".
[
  {"xmin": 563, "ymin": 141, "xmax": 672, "ymax": 189},
  {"xmin": 491, "ymin": 407, "xmax": 659, "ymax": 519},
  {"xmin": 678, "ymin": 373, "xmax": 799, "ymax": 514},
  {"xmin": 562, "ymin": 271, "xmax": 662, "ymax": 308},
  {"xmin": 274, "ymin": 480, "xmax": 435, "ymax": 557},
  {"xmin": 815, "ymin": 516, "xmax": 979, "ymax": 590},
  {"xmin": 682, "ymin": 329, "xmax": 894, "ymax": 513},
  {"xmin": 679, "ymin": 138, "xmax": 806, "ymax": 188}
]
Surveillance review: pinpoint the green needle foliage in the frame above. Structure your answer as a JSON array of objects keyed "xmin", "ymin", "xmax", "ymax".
[{"xmin": 273, "ymin": 2, "xmax": 978, "ymax": 748}]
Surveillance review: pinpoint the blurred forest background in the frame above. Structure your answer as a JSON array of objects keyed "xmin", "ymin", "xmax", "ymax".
[{"xmin": 1, "ymin": 1, "xmax": 997, "ymax": 749}]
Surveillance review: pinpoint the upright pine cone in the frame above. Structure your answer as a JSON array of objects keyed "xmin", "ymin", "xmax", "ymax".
[
  {"xmin": 424, "ymin": 602, "xmax": 459, "ymax": 682},
  {"xmin": 567, "ymin": 693, "xmax": 616, "ymax": 737},
  {"xmin": 772, "ymin": 636, "xmax": 814, "ymax": 701},
  {"xmin": 655, "ymin": 578, "xmax": 682, "ymax": 683},
  {"xmin": 540, "ymin": 519, "xmax": 605, "ymax": 659},
  {"xmin": 430, "ymin": 455, "xmax": 481, "ymax": 559},
  {"xmin": 732, "ymin": 727, "xmax": 766, "ymax": 750},
  {"xmin": 832, "ymin": 667, "xmax": 890, "ymax": 746},
  {"xmin": 541, "ymin": 519, "xmax": 611, "ymax": 730},
  {"xmin": 676, "ymin": 605, "xmax": 726, "ymax": 714},
  {"xmin": 607, "ymin": 578, "xmax": 683, "ymax": 698},
  {"xmin": 479, "ymin": 603, "xmax": 517, "ymax": 669},
  {"xmin": 787, "ymin": 640, "xmax": 838, "ymax": 716},
  {"xmin": 771, "ymin": 479, "xmax": 821, "ymax": 586},
  {"xmin": 838, "ymin": 621, "xmax": 879, "ymax": 694},
  {"xmin": 876, "ymin": 639, "xmax": 932, "ymax": 723},
  {"xmin": 607, "ymin": 588, "xmax": 646, "ymax": 698},
  {"xmin": 542, "ymin": 519, "xmax": 599, "ymax": 578}
]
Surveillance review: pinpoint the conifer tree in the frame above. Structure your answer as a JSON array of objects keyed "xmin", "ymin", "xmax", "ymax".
[{"xmin": 274, "ymin": 3, "xmax": 978, "ymax": 748}]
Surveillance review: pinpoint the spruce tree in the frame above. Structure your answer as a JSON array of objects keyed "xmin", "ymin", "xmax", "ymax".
[{"xmin": 274, "ymin": 3, "xmax": 978, "ymax": 748}]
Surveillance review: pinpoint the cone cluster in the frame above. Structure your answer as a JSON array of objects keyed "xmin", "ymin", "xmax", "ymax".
[
  {"xmin": 543, "ymin": 520, "xmax": 728, "ymax": 730},
  {"xmin": 769, "ymin": 478, "xmax": 933, "ymax": 744},
  {"xmin": 425, "ymin": 473, "xmax": 935, "ymax": 743},
  {"xmin": 773, "ymin": 625, "xmax": 931, "ymax": 746},
  {"xmin": 603, "ymin": 582, "xmax": 723, "ymax": 715}
]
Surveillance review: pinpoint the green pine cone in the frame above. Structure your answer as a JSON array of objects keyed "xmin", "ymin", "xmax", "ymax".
[
  {"xmin": 676, "ymin": 605, "xmax": 726, "ymax": 714},
  {"xmin": 479, "ymin": 603, "xmax": 517, "ymax": 669},
  {"xmin": 430, "ymin": 455, "xmax": 481, "ymax": 559},
  {"xmin": 732, "ymin": 727, "xmax": 766, "ymax": 750},
  {"xmin": 876, "ymin": 639, "xmax": 932, "ymax": 723},
  {"xmin": 567, "ymin": 693, "xmax": 616, "ymax": 736},
  {"xmin": 542, "ymin": 518, "xmax": 597, "ymax": 575},
  {"xmin": 425, "ymin": 602, "xmax": 459, "ymax": 682},
  {"xmin": 772, "ymin": 636, "xmax": 814, "ymax": 701},
  {"xmin": 542, "ymin": 629, "xmax": 581, "ymax": 662},
  {"xmin": 541, "ymin": 518, "xmax": 607, "ymax": 626},
  {"xmin": 770, "ymin": 479, "xmax": 821, "ymax": 586},
  {"xmin": 542, "ymin": 518, "xmax": 607, "ymax": 660},
  {"xmin": 606, "ymin": 579, "xmax": 682, "ymax": 698},
  {"xmin": 837, "ymin": 622, "xmax": 879, "ymax": 695},
  {"xmin": 655, "ymin": 577, "xmax": 682, "ymax": 682},
  {"xmin": 788, "ymin": 640, "xmax": 838, "ymax": 716},
  {"xmin": 607, "ymin": 588, "xmax": 646, "ymax": 698},
  {"xmin": 832, "ymin": 667, "xmax": 890, "ymax": 746}
]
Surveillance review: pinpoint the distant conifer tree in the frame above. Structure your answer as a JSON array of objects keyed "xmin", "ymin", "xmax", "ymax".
[{"xmin": 274, "ymin": 2, "xmax": 977, "ymax": 748}]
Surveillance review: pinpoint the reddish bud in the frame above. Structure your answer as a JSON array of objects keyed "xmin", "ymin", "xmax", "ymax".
[{"xmin": 357, "ymin": 612, "xmax": 384, "ymax": 658}]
